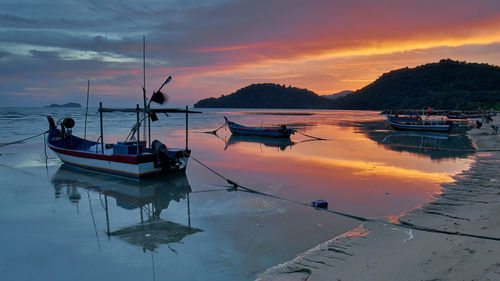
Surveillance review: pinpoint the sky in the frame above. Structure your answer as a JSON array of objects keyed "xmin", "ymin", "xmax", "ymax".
[{"xmin": 1, "ymin": 0, "xmax": 500, "ymax": 107}]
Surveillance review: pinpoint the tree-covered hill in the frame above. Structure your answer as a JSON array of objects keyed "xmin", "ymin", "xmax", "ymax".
[
  {"xmin": 194, "ymin": 59, "xmax": 500, "ymax": 110},
  {"xmin": 332, "ymin": 59, "xmax": 500, "ymax": 110},
  {"xmin": 194, "ymin": 83, "xmax": 334, "ymax": 109}
]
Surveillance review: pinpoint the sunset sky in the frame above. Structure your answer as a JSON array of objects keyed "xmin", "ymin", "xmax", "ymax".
[{"xmin": 1, "ymin": 0, "xmax": 500, "ymax": 107}]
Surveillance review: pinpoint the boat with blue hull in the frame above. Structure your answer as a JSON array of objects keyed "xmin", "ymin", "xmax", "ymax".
[
  {"xmin": 383, "ymin": 114, "xmax": 453, "ymax": 132},
  {"xmin": 224, "ymin": 116, "xmax": 295, "ymax": 138}
]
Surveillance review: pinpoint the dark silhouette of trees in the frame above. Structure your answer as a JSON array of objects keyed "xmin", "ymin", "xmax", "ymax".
[
  {"xmin": 332, "ymin": 59, "xmax": 500, "ymax": 110},
  {"xmin": 194, "ymin": 60, "xmax": 500, "ymax": 110},
  {"xmin": 194, "ymin": 83, "xmax": 334, "ymax": 108}
]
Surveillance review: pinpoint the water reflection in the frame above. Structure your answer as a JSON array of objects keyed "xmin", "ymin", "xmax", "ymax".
[
  {"xmin": 382, "ymin": 131, "xmax": 450, "ymax": 150},
  {"xmin": 51, "ymin": 165, "xmax": 201, "ymax": 252},
  {"xmin": 224, "ymin": 135, "xmax": 296, "ymax": 151},
  {"xmin": 354, "ymin": 120, "xmax": 475, "ymax": 160}
]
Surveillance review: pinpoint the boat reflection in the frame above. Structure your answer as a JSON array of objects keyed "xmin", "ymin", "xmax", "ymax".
[
  {"xmin": 51, "ymin": 165, "xmax": 201, "ymax": 252},
  {"xmin": 381, "ymin": 130, "xmax": 474, "ymax": 159},
  {"xmin": 355, "ymin": 120, "xmax": 475, "ymax": 160},
  {"xmin": 383, "ymin": 130, "xmax": 449, "ymax": 144},
  {"xmin": 224, "ymin": 134, "xmax": 296, "ymax": 151}
]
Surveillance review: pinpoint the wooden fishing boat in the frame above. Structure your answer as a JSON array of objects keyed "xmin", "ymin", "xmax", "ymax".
[
  {"xmin": 46, "ymin": 106, "xmax": 198, "ymax": 179},
  {"xmin": 446, "ymin": 112, "xmax": 483, "ymax": 120},
  {"xmin": 224, "ymin": 116, "xmax": 295, "ymax": 138},
  {"xmin": 383, "ymin": 114, "xmax": 453, "ymax": 132}
]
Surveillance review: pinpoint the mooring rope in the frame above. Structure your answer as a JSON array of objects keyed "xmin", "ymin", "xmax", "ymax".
[
  {"xmin": 188, "ymin": 153, "xmax": 500, "ymax": 242},
  {"xmin": 294, "ymin": 130, "xmax": 327, "ymax": 140},
  {"xmin": 43, "ymin": 132, "xmax": 48, "ymax": 159},
  {"xmin": 0, "ymin": 130, "xmax": 49, "ymax": 148},
  {"xmin": 199, "ymin": 123, "xmax": 226, "ymax": 135}
]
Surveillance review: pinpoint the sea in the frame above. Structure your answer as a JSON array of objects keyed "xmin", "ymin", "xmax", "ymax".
[{"xmin": 0, "ymin": 107, "xmax": 475, "ymax": 281}]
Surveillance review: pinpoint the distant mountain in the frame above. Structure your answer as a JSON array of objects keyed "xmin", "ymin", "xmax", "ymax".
[
  {"xmin": 331, "ymin": 59, "xmax": 500, "ymax": 110},
  {"xmin": 45, "ymin": 103, "xmax": 82, "ymax": 108},
  {"xmin": 194, "ymin": 59, "xmax": 500, "ymax": 110},
  {"xmin": 194, "ymin": 83, "xmax": 334, "ymax": 109},
  {"xmin": 322, "ymin": 90, "xmax": 354, "ymax": 100}
]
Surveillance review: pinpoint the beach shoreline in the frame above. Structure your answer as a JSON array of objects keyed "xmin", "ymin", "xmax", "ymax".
[{"xmin": 258, "ymin": 117, "xmax": 500, "ymax": 281}]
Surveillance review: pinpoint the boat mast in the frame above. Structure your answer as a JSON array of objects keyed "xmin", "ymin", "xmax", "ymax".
[
  {"xmin": 99, "ymin": 102, "xmax": 104, "ymax": 154},
  {"xmin": 142, "ymin": 35, "xmax": 149, "ymax": 148},
  {"xmin": 186, "ymin": 105, "xmax": 189, "ymax": 150},
  {"xmin": 136, "ymin": 104, "xmax": 141, "ymax": 155},
  {"xmin": 84, "ymin": 80, "xmax": 90, "ymax": 151}
]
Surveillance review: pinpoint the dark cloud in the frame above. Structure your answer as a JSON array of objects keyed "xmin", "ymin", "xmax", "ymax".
[
  {"xmin": 0, "ymin": 13, "xmax": 38, "ymax": 27},
  {"xmin": 29, "ymin": 50, "xmax": 61, "ymax": 60},
  {"xmin": 0, "ymin": 50, "xmax": 11, "ymax": 58}
]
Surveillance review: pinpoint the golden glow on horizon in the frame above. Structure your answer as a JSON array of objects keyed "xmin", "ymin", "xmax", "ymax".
[
  {"xmin": 309, "ymin": 33, "xmax": 500, "ymax": 62},
  {"xmin": 170, "ymin": 24, "xmax": 500, "ymax": 98}
]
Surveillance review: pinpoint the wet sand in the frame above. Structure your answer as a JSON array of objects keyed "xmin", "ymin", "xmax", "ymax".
[{"xmin": 258, "ymin": 117, "xmax": 500, "ymax": 281}]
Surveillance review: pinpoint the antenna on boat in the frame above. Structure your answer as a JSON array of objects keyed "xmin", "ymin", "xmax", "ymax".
[
  {"xmin": 142, "ymin": 35, "xmax": 149, "ymax": 148},
  {"xmin": 83, "ymin": 80, "xmax": 90, "ymax": 151}
]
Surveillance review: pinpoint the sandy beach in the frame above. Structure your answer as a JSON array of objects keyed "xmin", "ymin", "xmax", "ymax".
[{"xmin": 258, "ymin": 117, "xmax": 500, "ymax": 281}]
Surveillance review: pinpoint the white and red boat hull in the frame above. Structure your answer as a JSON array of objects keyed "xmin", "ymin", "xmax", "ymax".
[{"xmin": 48, "ymin": 145, "xmax": 162, "ymax": 179}]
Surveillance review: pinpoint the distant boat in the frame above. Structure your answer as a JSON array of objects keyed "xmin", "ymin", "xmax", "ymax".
[
  {"xmin": 383, "ymin": 114, "xmax": 453, "ymax": 132},
  {"xmin": 446, "ymin": 113, "xmax": 483, "ymax": 120},
  {"xmin": 224, "ymin": 116, "xmax": 295, "ymax": 138},
  {"xmin": 388, "ymin": 115, "xmax": 422, "ymax": 123},
  {"xmin": 46, "ymin": 106, "xmax": 196, "ymax": 179}
]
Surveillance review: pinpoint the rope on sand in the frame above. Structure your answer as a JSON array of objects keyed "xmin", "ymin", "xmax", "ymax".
[{"xmin": 0, "ymin": 130, "xmax": 49, "ymax": 148}]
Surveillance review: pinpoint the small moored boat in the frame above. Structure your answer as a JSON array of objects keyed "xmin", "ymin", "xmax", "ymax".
[
  {"xmin": 446, "ymin": 112, "xmax": 483, "ymax": 120},
  {"xmin": 224, "ymin": 116, "xmax": 295, "ymax": 138},
  {"xmin": 383, "ymin": 114, "xmax": 453, "ymax": 132}
]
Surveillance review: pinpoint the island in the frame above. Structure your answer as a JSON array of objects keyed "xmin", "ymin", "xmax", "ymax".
[
  {"xmin": 194, "ymin": 83, "xmax": 334, "ymax": 109},
  {"xmin": 45, "ymin": 103, "xmax": 82, "ymax": 108},
  {"xmin": 194, "ymin": 59, "xmax": 500, "ymax": 110}
]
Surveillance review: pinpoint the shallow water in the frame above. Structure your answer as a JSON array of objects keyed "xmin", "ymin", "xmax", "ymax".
[{"xmin": 0, "ymin": 107, "xmax": 475, "ymax": 280}]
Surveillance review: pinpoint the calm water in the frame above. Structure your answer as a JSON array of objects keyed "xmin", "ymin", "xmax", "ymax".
[{"xmin": 0, "ymin": 107, "xmax": 475, "ymax": 280}]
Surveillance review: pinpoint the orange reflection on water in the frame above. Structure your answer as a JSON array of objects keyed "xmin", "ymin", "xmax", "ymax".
[
  {"xmin": 222, "ymin": 125, "xmax": 454, "ymax": 184},
  {"xmin": 185, "ymin": 110, "xmax": 472, "ymax": 218}
]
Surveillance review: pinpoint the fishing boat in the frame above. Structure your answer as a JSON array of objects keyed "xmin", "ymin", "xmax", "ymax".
[
  {"xmin": 446, "ymin": 112, "xmax": 483, "ymax": 120},
  {"xmin": 46, "ymin": 105, "xmax": 199, "ymax": 179},
  {"xmin": 224, "ymin": 116, "xmax": 295, "ymax": 138},
  {"xmin": 383, "ymin": 114, "xmax": 453, "ymax": 132}
]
